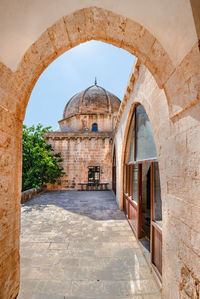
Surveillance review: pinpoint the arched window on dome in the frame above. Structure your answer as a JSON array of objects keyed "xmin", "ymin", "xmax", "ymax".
[{"xmin": 92, "ymin": 123, "xmax": 98, "ymax": 132}]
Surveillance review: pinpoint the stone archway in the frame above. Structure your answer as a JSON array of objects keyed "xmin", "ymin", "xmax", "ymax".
[
  {"xmin": 8, "ymin": 7, "xmax": 176, "ymax": 121},
  {"xmin": 0, "ymin": 6, "xmax": 199, "ymax": 299},
  {"xmin": 117, "ymin": 61, "xmax": 170, "ymax": 212}
]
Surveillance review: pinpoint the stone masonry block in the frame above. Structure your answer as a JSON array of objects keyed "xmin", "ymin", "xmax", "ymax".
[
  {"xmin": 105, "ymin": 11, "xmax": 126, "ymax": 47},
  {"xmin": 64, "ymin": 9, "xmax": 87, "ymax": 47},
  {"xmin": 0, "ymin": 69, "xmax": 23, "ymax": 120},
  {"xmin": 48, "ymin": 17, "xmax": 71, "ymax": 53},
  {"xmin": 171, "ymin": 101, "xmax": 200, "ymax": 134},
  {"xmin": 179, "ymin": 43, "xmax": 200, "ymax": 101},
  {"xmin": 0, "ymin": 88, "xmax": 15, "ymax": 115},
  {"xmin": 13, "ymin": 44, "xmax": 43, "ymax": 106},
  {"xmin": 178, "ymin": 241, "xmax": 200, "ymax": 284},
  {"xmin": 122, "ymin": 19, "xmax": 155, "ymax": 57},
  {"xmin": 178, "ymin": 42, "xmax": 200, "ymax": 82},
  {"xmin": 0, "ymin": 106, "xmax": 16, "ymax": 136},
  {"xmin": 0, "ymin": 62, "xmax": 13, "ymax": 92},
  {"xmin": 84, "ymin": 7, "xmax": 107, "ymax": 41},
  {"xmin": 34, "ymin": 30, "xmax": 56, "ymax": 68},
  {"xmin": 164, "ymin": 66, "xmax": 191, "ymax": 116},
  {"xmin": 145, "ymin": 40, "xmax": 174, "ymax": 88},
  {"xmin": 179, "ymin": 265, "xmax": 200, "ymax": 299},
  {"xmin": 0, "ymin": 247, "xmax": 20, "ymax": 299},
  {"xmin": 19, "ymin": 43, "xmax": 43, "ymax": 78},
  {"xmin": 165, "ymin": 42, "xmax": 200, "ymax": 117}
]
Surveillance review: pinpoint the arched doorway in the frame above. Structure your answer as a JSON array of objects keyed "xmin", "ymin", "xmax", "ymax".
[{"xmin": 123, "ymin": 103, "xmax": 162, "ymax": 279}]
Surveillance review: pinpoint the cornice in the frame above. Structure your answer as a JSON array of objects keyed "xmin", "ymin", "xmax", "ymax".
[{"xmin": 44, "ymin": 131, "xmax": 112, "ymax": 140}]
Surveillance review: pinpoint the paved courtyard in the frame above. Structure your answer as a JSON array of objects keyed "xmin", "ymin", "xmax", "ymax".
[{"xmin": 18, "ymin": 191, "xmax": 161, "ymax": 299}]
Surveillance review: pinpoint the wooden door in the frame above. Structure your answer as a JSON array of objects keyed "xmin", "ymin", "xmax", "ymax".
[
  {"xmin": 112, "ymin": 149, "xmax": 116, "ymax": 194},
  {"xmin": 150, "ymin": 163, "xmax": 162, "ymax": 279},
  {"xmin": 123, "ymin": 164, "xmax": 140, "ymax": 239}
]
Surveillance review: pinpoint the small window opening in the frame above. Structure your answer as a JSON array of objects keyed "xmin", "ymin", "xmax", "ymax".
[
  {"xmin": 92, "ymin": 123, "xmax": 98, "ymax": 132},
  {"xmin": 88, "ymin": 166, "xmax": 100, "ymax": 183}
]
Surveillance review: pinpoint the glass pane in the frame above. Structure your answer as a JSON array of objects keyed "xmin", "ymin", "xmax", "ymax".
[
  {"xmin": 141, "ymin": 162, "xmax": 151, "ymax": 242},
  {"xmin": 153, "ymin": 162, "xmax": 162, "ymax": 227},
  {"xmin": 128, "ymin": 114, "xmax": 135, "ymax": 162},
  {"xmin": 136, "ymin": 105, "xmax": 157, "ymax": 161},
  {"xmin": 92, "ymin": 123, "xmax": 98, "ymax": 131},
  {"xmin": 124, "ymin": 165, "xmax": 127, "ymax": 192},
  {"xmin": 132, "ymin": 164, "xmax": 138, "ymax": 203},
  {"xmin": 125, "ymin": 112, "xmax": 135, "ymax": 163},
  {"xmin": 126, "ymin": 165, "xmax": 129, "ymax": 193},
  {"xmin": 129, "ymin": 165, "xmax": 132, "ymax": 197}
]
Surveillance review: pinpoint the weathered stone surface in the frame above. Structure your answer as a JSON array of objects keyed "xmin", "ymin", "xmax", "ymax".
[
  {"xmin": 114, "ymin": 61, "xmax": 200, "ymax": 298},
  {"xmin": 84, "ymin": 7, "xmax": 107, "ymax": 42},
  {"xmin": 34, "ymin": 31, "xmax": 56, "ymax": 68},
  {"xmin": 123, "ymin": 19, "xmax": 155, "ymax": 56},
  {"xmin": 21, "ymin": 186, "xmax": 47, "ymax": 203},
  {"xmin": 105, "ymin": 11, "xmax": 126, "ymax": 47},
  {"xmin": 145, "ymin": 39, "xmax": 174, "ymax": 87},
  {"xmin": 44, "ymin": 84, "xmax": 120, "ymax": 191},
  {"xmin": 180, "ymin": 266, "xmax": 200, "ymax": 298},
  {"xmin": 0, "ymin": 62, "xmax": 13, "ymax": 92},
  {"xmin": 164, "ymin": 42, "xmax": 200, "ymax": 117},
  {"xmin": 48, "ymin": 17, "xmax": 71, "ymax": 53},
  {"xmin": 18, "ymin": 191, "xmax": 161, "ymax": 298},
  {"xmin": 45, "ymin": 135, "xmax": 112, "ymax": 190},
  {"xmin": 64, "ymin": 9, "xmax": 87, "ymax": 47}
]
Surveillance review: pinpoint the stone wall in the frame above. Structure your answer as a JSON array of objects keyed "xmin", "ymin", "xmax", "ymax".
[
  {"xmin": 44, "ymin": 132, "xmax": 112, "ymax": 190},
  {"xmin": 0, "ymin": 82, "xmax": 22, "ymax": 298},
  {"xmin": 114, "ymin": 61, "xmax": 200, "ymax": 298},
  {"xmin": 59, "ymin": 113, "xmax": 115, "ymax": 132},
  {"xmin": 21, "ymin": 186, "xmax": 47, "ymax": 203}
]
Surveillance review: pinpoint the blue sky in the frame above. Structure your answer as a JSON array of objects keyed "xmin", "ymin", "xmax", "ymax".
[{"xmin": 24, "ymin": 41, "xmax": 135, "ymax": 130}]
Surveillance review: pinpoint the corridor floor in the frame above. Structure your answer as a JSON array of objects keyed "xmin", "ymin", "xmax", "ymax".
[{"xmin": 18, "ymin": 191, "xmax": 161, "ymax": 299}]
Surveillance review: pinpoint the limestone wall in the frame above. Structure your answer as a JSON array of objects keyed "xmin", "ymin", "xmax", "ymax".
[
  {"xmin": 0, "ymin": 104, "xmax": 22, "ymax": 298},
  {"xmin": 59, "ymin": 113, "xmax": 115, "ymax": 132},
  {"xmin": 21, "ymin": 185, "xmax": 47, "ymax": 203},
  {"xmin": 44, "ymin": 132, "xmax": 112, "ymax": 190},
  {"xmin": 114, "ymin": 61, "xmax": 200, "ymax": 298}
]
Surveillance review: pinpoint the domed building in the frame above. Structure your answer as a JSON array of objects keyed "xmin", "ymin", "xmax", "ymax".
[{"xmin": 44, "ymin": 82, "xmax": 121, "ymax": 190}]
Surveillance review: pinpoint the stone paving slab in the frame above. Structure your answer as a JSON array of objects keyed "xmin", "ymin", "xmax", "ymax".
[{"xmin": 18, "ymin": 191, "xmax": 161, "ymax": 299}]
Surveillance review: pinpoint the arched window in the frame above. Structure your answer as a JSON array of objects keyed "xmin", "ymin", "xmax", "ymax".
[
  {"xmin": 123, "ymin": 103, "xmax": 162, "ymax": 278},
  {"xmin": 125, "ymin": 104, "xmax": 157, "ymax": 163},
  {"xmin": 92, "ymin": 123, "xmax": 98, "ymax": 132}
]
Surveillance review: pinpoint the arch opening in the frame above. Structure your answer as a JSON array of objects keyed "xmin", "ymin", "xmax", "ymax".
[
  {"xmin": 13, "ymin": 6, "xmax": 175, "ymax": 122},
  {"xmin": 123, "ymin": 103, "xmax": 162, "ymax": 279}
]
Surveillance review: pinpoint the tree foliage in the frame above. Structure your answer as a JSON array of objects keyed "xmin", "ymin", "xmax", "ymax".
[{"xmin": 22, "ymin": 124, "xmax": 65, "ymax": 191}]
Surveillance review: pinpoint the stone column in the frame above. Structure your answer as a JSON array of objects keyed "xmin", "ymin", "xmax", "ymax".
[{"xmin": 0, "ymin": 63, "xmax": 23, "ymax": 298}]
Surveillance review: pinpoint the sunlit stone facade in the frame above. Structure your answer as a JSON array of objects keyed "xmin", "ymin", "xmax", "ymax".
[{"xmin": 44, "ymin": 84, "xmax": 120, "ymax": 190}]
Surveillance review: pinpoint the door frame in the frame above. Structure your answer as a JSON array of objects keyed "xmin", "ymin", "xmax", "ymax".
[{"xmin": 124, "ymin": 160, "xmax": 162, "ymax": 280}]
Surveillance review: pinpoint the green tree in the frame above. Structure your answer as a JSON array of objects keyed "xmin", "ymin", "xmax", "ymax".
[{"xmin": 22, "ymin": 124, "xmax": 65, "ymax": 191}]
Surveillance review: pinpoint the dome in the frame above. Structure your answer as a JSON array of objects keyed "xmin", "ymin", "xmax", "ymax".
[{"xmin": 63, "ymin": 84, "xmax": 121, "ymax": 119}]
